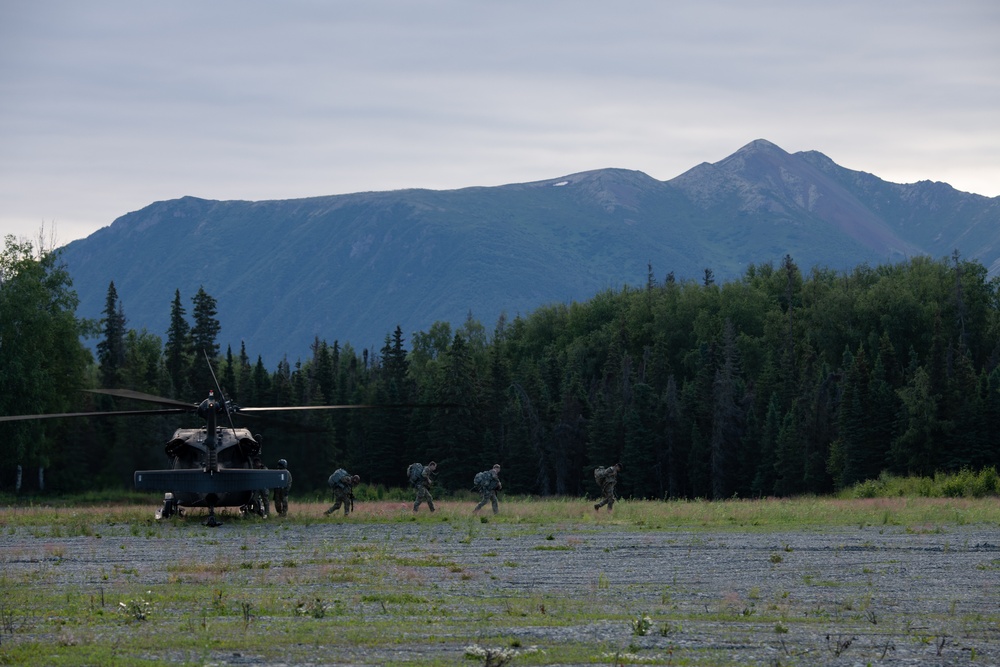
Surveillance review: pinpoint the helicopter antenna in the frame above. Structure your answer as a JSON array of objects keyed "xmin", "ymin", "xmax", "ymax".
[{"xmin": 203, "ymin": 349, "xmax": 237, "ymax": 433}]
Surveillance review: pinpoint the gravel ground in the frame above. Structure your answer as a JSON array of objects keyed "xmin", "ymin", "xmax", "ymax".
[{"xmin": 2, "ymin": 509, "xmax": 1000, "ymax": 666}]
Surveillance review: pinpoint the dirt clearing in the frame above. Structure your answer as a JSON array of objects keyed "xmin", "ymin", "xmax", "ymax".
[{"xmin": 1, "ymin": 502, "xmax": 999, "ymax": 665}]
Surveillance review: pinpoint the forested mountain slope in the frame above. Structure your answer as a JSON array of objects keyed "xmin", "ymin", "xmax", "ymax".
[{"xmin": 58, "ymin": 139, "xmax": 1000, "ymax": 363}]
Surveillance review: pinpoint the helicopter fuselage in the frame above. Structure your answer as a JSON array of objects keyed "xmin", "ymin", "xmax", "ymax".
[
  {"xmin": 134, "ymin": 423, "xmax": 290, "ymax": 510},
  {"xmin": 164, "ymin": 425, "xmax": 259, "ymax": 508}
]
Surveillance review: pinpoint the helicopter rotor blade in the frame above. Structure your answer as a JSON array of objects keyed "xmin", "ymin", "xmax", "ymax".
[
  {"xmin": 202, "ymin": 349, "xmax": 237, "ymax": 431},
  {"xmin": 86, "ymin": 388, "xmax": 196, "ymax": 409},
  {"xmin": 0, "ymin": 408, "xmax": 192, "ymax": 423},
  {"xmin": 237, "ymin": 403, "xmax": 454, "ymax": 413}
]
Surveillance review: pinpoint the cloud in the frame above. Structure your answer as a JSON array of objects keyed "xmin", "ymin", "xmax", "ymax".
[{"xmin": 1, "ymin": 0, "xmax": 998, "ymax": 245}]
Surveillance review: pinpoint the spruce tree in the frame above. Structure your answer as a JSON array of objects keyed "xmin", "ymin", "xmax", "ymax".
[
  {"xmin": 237, "ymin": 342, "xmax": 253, "ymax": 403},
  {"xmin": 222, "ymin": 344, "xmax": 236, "ymax": 398},
  {"xmin": 189, "ymin": 286, "xmax": 221, "ymax": 393},
  {"xmin": 426, "ymin": 334, "xmax": 481, "ymax": 490},
  {"xmin": 97, "ymin": 281, "xmax": 127, "ymax": 388},
  {"xmin": 660, "ymin": 376, "xmax": 683, "ymax": 499},
  {"xmin": 710, "ymin": 319, "xmax": 744, "ymax": 499},
  {"xmin": 164, "ymin": 289, "xmax": 191, "ymax": 397}
]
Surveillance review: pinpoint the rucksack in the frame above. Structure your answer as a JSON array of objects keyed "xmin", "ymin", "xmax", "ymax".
[
  {"xmin": 594, "ymin": 466, "xmax": 609, "ymax": 484},
  {"xmin": 473, "ymin": 470, "xmax": 491, "ymax": 490},
  {"xmin": 329, "ymin": 468, "xmax": 349, "ymax": 488},
  {"xmin": 407, "ymin": 462, "xmax": 424, "ymax": 486}
]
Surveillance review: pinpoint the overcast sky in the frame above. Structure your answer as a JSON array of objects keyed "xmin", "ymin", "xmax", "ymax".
[{"xmin": 2, "ymin": 0, "xmax": 998, "ymax": 246}]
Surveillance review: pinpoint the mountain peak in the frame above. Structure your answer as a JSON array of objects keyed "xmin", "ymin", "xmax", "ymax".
[
  {"xmin": 735, "ymin": 138, "xmax": 787, "ymax": 155},
  {"xmin": 57, "ymin": 141, "xmax": 1000, "ymax": 362}
]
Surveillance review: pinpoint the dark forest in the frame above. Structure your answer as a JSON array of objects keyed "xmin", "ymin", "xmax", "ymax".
[{"xmin": 3, "ymin": 235, "xmax": 998, "ymax": 498}]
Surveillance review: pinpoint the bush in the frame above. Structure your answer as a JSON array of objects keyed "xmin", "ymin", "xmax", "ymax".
[{"xmin": 845, "ymin": 468, "xmax": 1000, "ymax": 500}]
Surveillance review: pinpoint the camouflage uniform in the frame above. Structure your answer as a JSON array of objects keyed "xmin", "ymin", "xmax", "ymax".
[
  {"xmin": 594, "ymin": 463, "xmax": 622, "ymax": 511},
  {"xmin": 272, "ymin": 459, "xmax": 291, "ymax": 516},
  {"xmin": 250, "ymin": 458, "xmax": 270, "ymax": 517},
  {"xmin": 325, "ymin": 471, "xmax": 359, "ymax": 516},
  {"xmin": 412, "ymin": 461, "xmax": 437, "ymax": 512},
  {"xmin": 473, "ymin": 464, "xmax": 502, "ymax": 514}
]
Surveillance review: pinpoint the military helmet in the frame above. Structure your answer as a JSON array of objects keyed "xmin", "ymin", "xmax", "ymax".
[{"xmin": 277, "ymin": 459, "xmax": 288, "ymax": 469}]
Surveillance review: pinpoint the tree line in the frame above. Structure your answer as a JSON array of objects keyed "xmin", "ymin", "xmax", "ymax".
[{"xmin": 3, "ymin": 233, "xmax": 999, "ymax": 498}]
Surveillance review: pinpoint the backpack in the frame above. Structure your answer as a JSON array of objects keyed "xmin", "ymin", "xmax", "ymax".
[
  {"xmin": 594, "ymin": 466, "xmax": 609, "ymax": 485},
  {"xmin": 473, "ymin": 470, "xmax": 491, "ymax": 490},
  {"xmin": 407, "ymin": 462, "xmax": 424, "ymax": 486},
  {"xmin": 328, "ymin": 468, "xmax": 349, "ymax": 488}
]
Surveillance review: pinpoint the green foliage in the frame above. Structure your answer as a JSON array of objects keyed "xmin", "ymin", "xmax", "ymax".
[
  {"xmin": 0, "ymin": 236, "xmax": 90, "ymax": 490},
  {"xmin": 843, "ymin": 468, "xmax": 1000, "ymax": 499},
  {"xmin": 11, "ymin": 249, "xmax": 1000, "ymax": 503}
]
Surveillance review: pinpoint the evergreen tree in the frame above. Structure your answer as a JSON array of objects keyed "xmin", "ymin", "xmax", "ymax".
[
  {"xmin": 830, "ymin": 345, "xmax": 869, "ymax": 488},
  {"xmin": 426, "ymin": 334, "xmax": 482, "ymax": 490},
  {"xmin": 751, "ymin": 393, "xmax": 781, "ymax": 496},
  {"xmin": 252, "ymin": 355, "xmax": 271, "ymax": 405},
  {"xmin": 164, "ymin": 289, "xmax": 191, "ymax": 397},
  {"xmin": 236, "ymin": 342, "xmax": 253, "ymax": 403},
  {"xmin": 773, "ymin": 403, "xmax": 805, "ymax": 496},
  {"xmin": 366, "ymin": 327, "xmax": 414, "ymax": 484},
  {"xmin": 941, "ymin": 344, "xmax": 982, "ymax": 469},
  {"xmin": 551, "ymin": 371, "xmax": 588, "ymax": 495},
  {"xmin": 586, "ymin": 385, "xmax": 619, "ymax": 490},
  {"xmin": 312, "ymin": 338, "xmax": 335, "ymax": 403},
  {"xmin": 620, "ymin": 382, "xmax": 660, "ymax": 498},
  {"xmin": 222, "ymin": 345, "xmax": 237, "ymax": 398},
  {"xmin": 504, "ymin": 378, "xmax": 544, "ymax": 494},
  {"xmin": 96, "ymin": 281, "xmax": 127, "ymax": 388},
  {"xmin": 682, "ymin": 343, "xmax": 715, "ymax": 497},
  {"xmin": 890, "ymin": 366, "xmax": 951, "ymax": 475},
  {"xmin": 482, "ymin": 315, "xmax": 513, "ymax": 467},
  {"xmin": 660, "ymin": 375, "xmax": 683, "ymax": 499},
  {"xmin": 189, "ymin": 286, "xmax": 221, "ymax": 393},
  {"xmin": 710, "ymin": 319, "xmax": 744, "ymax": 499}
]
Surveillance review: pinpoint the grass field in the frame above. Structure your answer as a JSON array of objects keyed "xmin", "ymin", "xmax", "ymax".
[{"xmin": 2, "ymin": 495, "xmax": 999, "ymax": 665}]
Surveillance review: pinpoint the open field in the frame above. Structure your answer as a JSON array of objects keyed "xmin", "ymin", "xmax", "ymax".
[{"xmin": 2, "ymin": 497, "xmax": 1000, "ymax": 665}]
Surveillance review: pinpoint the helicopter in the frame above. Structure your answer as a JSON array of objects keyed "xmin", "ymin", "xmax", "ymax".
[{"xmin": 0, "ymin": 357, "xmax": 425, "ymax": 526}]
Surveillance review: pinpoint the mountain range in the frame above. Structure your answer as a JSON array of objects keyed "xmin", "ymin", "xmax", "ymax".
[{"xmin": 58, "ymin": 139, "xmax": 1000, "ymax": 364}]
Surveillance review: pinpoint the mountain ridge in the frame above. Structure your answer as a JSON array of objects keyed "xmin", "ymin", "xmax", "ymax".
[{"xmin": 58, "ymin": 140, "xmax": 1000, "ymax": 363}]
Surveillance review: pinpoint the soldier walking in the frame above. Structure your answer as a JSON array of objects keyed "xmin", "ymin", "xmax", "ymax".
[
  {"xmin": 593, "ymin": 463, "xmax": 622, "ymax": 511},
  {"xmin": 272, "ymin": 458, "xmax": 291, "ymax": 516},
  {"xmin": 473, "ymin": 464, "xmax": 502, "ymax": 514},
  {"xmin": 324, "ymin": 468, "xmax": 360, "ymax": 516},
  {"xmin": 249, "ymin": 456, "xmax": 270, "ymax": 517},
  {"xmin": 408, "ymin": 461, "xmax": 437, "ymax": 512}
]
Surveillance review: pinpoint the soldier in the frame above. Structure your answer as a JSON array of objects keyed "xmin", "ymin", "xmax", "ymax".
[
  {"xmin": 324, "ymin": 469, "xmax": 359, "ymax": 516},
  {"xmin": 593, "ymin": 463, "xmax": 622, "ymax": 511},
  {"xmin": 272, "ymin": 458, "xmax": 291, "ymax": 516},
  {"xmin": 473, "ymin": 464, "xmax": 502, "ymax": 514},
  {"xmin": 408, "ymin": 461, "xmax": 437, "ymax": 512},
  {"xmin": 250, "ymin": 456, "xmax": 270, "ymax": 517}
]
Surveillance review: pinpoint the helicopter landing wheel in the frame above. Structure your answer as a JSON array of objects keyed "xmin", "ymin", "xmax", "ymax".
[
  {"xmin": 155, "ymin": 493, "xmax": 178, "ymax": 520},
  {"xmin": 203, "ymin": 506, "xmax": 223, "ymax": 527}
]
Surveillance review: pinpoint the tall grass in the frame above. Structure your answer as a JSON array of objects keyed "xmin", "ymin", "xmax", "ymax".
[
  {"xmin": 3, "ymin": 488, "xmax": 1000, "ymax": 530},
  {"xmin": 2, "ymin": 468, "xmax": 999, "ymax": 530},
  {"xmin": 841, "ymin": 467, "xmax": 1000, "ymax": 500}
]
